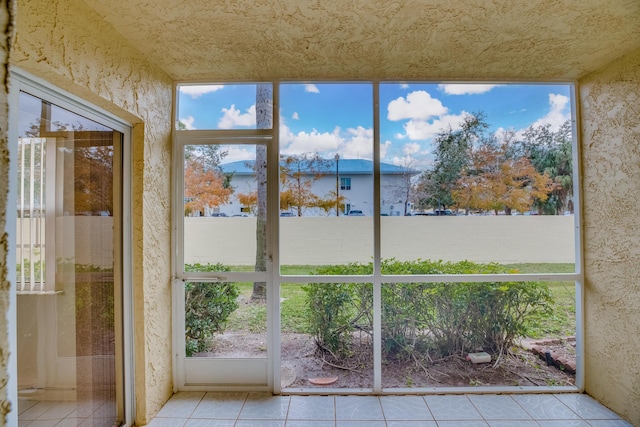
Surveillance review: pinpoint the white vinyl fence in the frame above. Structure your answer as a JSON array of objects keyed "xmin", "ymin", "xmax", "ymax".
[{"xmin": 184, "ymin": 216, "xmax": 575, "ymax": 266}]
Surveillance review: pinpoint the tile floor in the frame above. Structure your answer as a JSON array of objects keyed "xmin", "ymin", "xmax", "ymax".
[
  {"xmin": 18, "ymin": 396, "xmax": 116, "ymax": 426},
  {"xmin": 148, "ymin": 392, "xmax": 634, "ymax": 427}
]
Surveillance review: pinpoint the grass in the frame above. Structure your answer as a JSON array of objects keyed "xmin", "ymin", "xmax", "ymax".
[
  {"xmin": 504, "ymin": 263, "xmax": 576, "ymax": 338},
  {"xmin": 525, "ymin": 280, "xmax": 576, "ymax": 338},
  {"xmin": 222, "ymin": 263, "xmax": 577, "ymax": 339},
  {"xmin": 225, "ymin": 282, "xmax": 310, "ymax": 334}
]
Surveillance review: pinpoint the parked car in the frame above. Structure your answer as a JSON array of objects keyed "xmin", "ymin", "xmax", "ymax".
[
  {"xmin": 280, "ymin": 211, "xmax": 294, "ymax": 217},
  {"xmin": 433, "ymin": 209, "xmax": 454, "ymax": 216},
  {"xmin": 210, "ymin": 212, "xmax": 228, "ymax": 217},
  {"xmin": 347, "ymin": 209, "xmax": 365, "ymax": 216}
]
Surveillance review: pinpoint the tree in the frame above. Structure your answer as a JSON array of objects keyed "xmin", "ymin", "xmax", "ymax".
[
  {"xmin": 236, "ymin": 190, "xmax": 257, "ymax": 215},
  {"xmin": 74, "ymin": 142, "xmax": 114, "ymax": 215},
  {"xmin": 516, "ymin": 120, "xmax": 573, "ymax": 214},
  {"xmin": 416, "ymin": 113, "xmax": 488, "ymax": 210},
  {"xmin": 279, "ymin": 153, "xmax": 329, "ymax": 216},
  {"xmin": 452, "ymin": 137, "xmax": 555, "ymax": 215},
  {"xmin": 183, "ymin": 157, "xmax": 233, "ymax": 215},
  {"xmin": 182, "ymin": 144, "xmax": 232, "ymax": 215},
  {"xmin": 24, "ymin": 121, "xmax": 117, "ymax": 216},
  {"xmin": 239, "ymin": 154, "xmax": 342, "ymax": 217},
  {"xmin": 185, "ymin": 144, "xmax": 228, "ymax": 171},
  {"xmin": 382, "ymin": 159, "xmax": 418, "ymax": 216},
  {"xmin": 316, "ymin": 191, "xmax": 347, "ymax": 216},
  {"xmin": 251, "ymin": 84, "xmax": 272, "ymax": 301}
]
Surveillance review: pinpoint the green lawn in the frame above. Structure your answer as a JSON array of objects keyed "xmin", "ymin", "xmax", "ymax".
[
  {"xmin": 529, "ymin": 280, "xmax": 576, "ymax": 338},
  {"xmin": 224, "ymin": 263, "xmax": 576, "ymax": 339},
  {"xmin": 225, "ymin": 282, "xmax": 310, "ymax": 333},
  {"xmin": 503, "ymin": 263, "xmax": 576, "ymax": 337}
]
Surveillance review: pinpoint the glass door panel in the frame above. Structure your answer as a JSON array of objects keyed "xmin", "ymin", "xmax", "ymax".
[
  {"xmin": 181, "ymin": 142, "xmax": 269, "ymax": 386},
  {"xmin": 16, "ymin": 91, "xmax": 123, "ymax": 425},
  {"xmin": 182, "ymin": 143, "xmax": 266, "ymax": 272}
]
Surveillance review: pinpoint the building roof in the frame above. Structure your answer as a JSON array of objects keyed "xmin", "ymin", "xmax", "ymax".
[{"xmin": 220, "ymin": 158, "xmax": 417, "ymax": 176}]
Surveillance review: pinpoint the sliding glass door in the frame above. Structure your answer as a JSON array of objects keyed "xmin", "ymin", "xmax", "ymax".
[{"xmin": 14, "ymin": 87, "xmax": 128, "ymax": 425}]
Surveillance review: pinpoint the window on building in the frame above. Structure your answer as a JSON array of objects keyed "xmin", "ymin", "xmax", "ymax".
[{"xmin": 340, "ymin": 177, "xmax": 351, "ymax": 190}]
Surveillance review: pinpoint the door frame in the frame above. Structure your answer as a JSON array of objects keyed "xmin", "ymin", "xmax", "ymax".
[
  {"xmin": 172, "ymin": 136, "xmax": 277, "ymax": 391},
  {"xmin": 7, "ymin": 67, "xmax": 135, "ymax": 425}
]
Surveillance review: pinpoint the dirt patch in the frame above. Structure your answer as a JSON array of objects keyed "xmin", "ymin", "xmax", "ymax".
[
  {"xmin": 520, "ymin": 337, "xmax": 577, "ymax": 374},
  {"xmin": 197, "ymin": 332, "xmax": 575, "ymax": 389}
]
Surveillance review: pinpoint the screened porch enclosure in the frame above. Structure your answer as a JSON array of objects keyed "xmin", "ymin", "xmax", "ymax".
[{"xmin": 174, "ymin": 82, "xmax": 581, "ymax": 393}]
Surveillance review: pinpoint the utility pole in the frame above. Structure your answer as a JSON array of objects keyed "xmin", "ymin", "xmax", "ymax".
[{"xmin": 335, "ymin": 153, "xmax": 340, "ymax": 216}]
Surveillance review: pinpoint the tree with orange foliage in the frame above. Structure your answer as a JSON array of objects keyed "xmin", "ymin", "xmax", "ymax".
[
  {"xmin": 236, "ymin": 191, "xmax": 257, "ymax": 215},
  {"xmin": 280, "ymin": 153, "xmax": 329, "ymax": 216},
  {"xmin": 316, "ymin": 191, "xmax": 348, "ymax": 216},
  {"xmin": 184, "ymin": 157, "xmax": 233, "ymax": 216},
  {"xmin": 452, "ymin": 138, "xmax": 555, "ymax": 215}
]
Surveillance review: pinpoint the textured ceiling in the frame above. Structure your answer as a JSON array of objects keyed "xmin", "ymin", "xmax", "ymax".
[{"xmin": 80, "ymin": 0, "xmax": 640, "ymax": 82}]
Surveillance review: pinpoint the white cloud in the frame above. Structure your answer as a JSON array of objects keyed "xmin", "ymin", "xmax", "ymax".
[
  {"xmin": 504, "ymin": 93, "xmax": 571, "ymax": 140},
  {"xmin": 529, "ymin": 93, "xmax": 571, "ymax": 131},
  {"xmin": 403, "ymin": 142, "xmax": 421, "ymax": 156},
  {"xmin": 279, "ymin": 122, "xmax": 344, "ymax": 155},
  {"xmin": 384, "ymin": 141, "xmax": 431, "ymax": 169},
  {"xmin": 179, "ymin": 84, "xmax": 224, "ymax": 99},
  {"xmin": 341, "ymin": 126, "xmax": 374, "ymax": 159},
  {"xmin": 179, "ymin": 116, "xmax": 196, "ymax": 130},
  {"xmin": 292, "ymin": 112, "xmax": 299, "ymax": 120},
  {"xmin": 380, "ymin": 140, "xmax": 392, "ymax": 159},
  {"xmin": 494, "ymin": 127, "xmax": 510, "ymax": 141},
  {"xmin": 403, "ymin": 112, "xmax": 470, "ymax": 141},
  {"xmin": 493, "ymin": 126, "xmax": 520, "ymax": 144},
  {"xmin": 387, "ymin": 90, "xmax": 448, "ymax": 121},
  {"xmin": 438, "ymin": 84, "xmax": 500, "ymax": 95},
  {"xmin": 279, "ymin": 118, "xmax": 375, "ymax": 160},
  {"xmin": 400, "ymin": 83, "xmax": 409, "ymax": 89},
  {"xmin": 221, "ymin": 145, "xmax": 256, "ymax": 164},
  {"xmin": 217, "ymin": 104, "xmax": 257, "ymax": 129},
  {"xmin": 305, "ymin": 84, "xmax": 320, "ymax": 93}
]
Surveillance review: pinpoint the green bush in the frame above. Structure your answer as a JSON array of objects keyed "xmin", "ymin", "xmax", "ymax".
[
  {"xmin": 304, "ymin": 259, "xmax": 553, "ymax": 360},
  {"xmin": 184, "ymin": 263, "xmax": 239, "ymax": 356},
  {"xmin": 302, "ymin": 263, "xmax": 373, "ymax": 357}
]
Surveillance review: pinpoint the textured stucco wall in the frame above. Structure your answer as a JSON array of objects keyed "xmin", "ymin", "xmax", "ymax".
[
  {"xmin": 1, "ymin": 2, "xmax": 15, "ymax": 425},
  {"xmin": 81, "ymin": 0, "xmax": 640, "ymax": 82},
  {"xmin": 11, "ymin": 0, "xmax": 174, "ymax": 424},
  {"xmin": 579, "ymin": 48, "xmax": 640, "ymax": 425}
]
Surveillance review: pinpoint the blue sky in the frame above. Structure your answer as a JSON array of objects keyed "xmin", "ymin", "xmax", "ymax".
[{"xmin": 177, "ymin": 82, "xmax": 572, "ymax": 168}]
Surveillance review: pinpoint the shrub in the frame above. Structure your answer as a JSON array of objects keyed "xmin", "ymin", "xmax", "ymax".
[
  {"xmin": 304, "ymin": 259, "xmax": 553, "ymax": 360},
  {"xmin": 184, "ymin": 263, "xmax": 239, "ymax": 356},
  {"xmin": 302, "ymin": 263, "xmax": 372, "ymax": 357}
]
